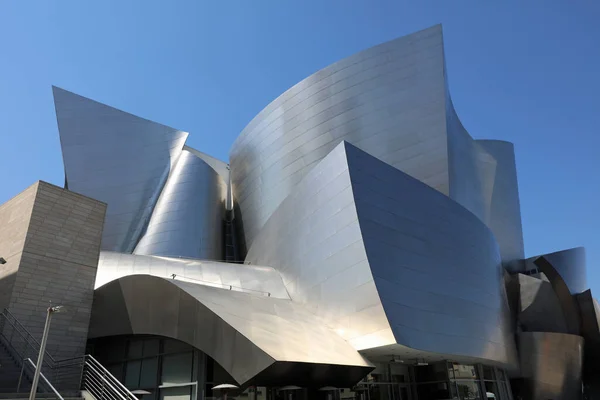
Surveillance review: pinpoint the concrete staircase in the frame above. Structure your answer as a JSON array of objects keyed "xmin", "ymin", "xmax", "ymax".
[{"xmin": 0, "ymin": 338, "xmax": 30, "ymax": 393}]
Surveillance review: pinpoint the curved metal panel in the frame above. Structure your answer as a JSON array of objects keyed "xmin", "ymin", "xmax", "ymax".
[
  {"xmin": 534, "ymin": 255, "xmax": 581, "ymax": 335},
  {"xmin": 230, "ymin": 25, "xmax": 449, "ymax": 248},
  {"xmin": 53, "ymin": 87, "xmax": 189, "ymax": 252},
  {"xmin": 476, "ymin": 140, "xmax": 525, "ymax": 265},
  {"xmin": 133, "ymin": 149, "xmax": 227, "ymax": 259},
  {"xmin": 246, "ymin": 141, "xmax": 517, "ymax": 368},
  {"xmin": 540, "ymin": 247, "xmax": 587, "ymax": 294},
  {"xmin": 516, "ymin": 332, "xmax": 583, "ymax": 400},
  {"xmin": 89, "ymin": 275, "xmax": 373, "ymax": 386},
  {"xmin": 516, "ymin": 273, "xmax": 569, "ymax": 333},
  {"xmin": 95, "ymin": 251, "xmax": 290, "ymax": 299}
]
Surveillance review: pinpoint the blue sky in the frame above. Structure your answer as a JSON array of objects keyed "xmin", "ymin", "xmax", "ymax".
[{"xmin": 1, "ymin": 1, "xmax": 598, "ymax": 291}]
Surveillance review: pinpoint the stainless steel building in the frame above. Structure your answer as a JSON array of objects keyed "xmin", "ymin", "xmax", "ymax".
[{"xmin": 0, "ymin": 24, "xmax": 597, "ymax": 400}]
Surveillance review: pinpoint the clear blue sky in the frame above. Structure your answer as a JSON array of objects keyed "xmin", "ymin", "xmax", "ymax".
[{"xmin": 1, "ymin": 1, "xmax": 598, "ymax": 291}]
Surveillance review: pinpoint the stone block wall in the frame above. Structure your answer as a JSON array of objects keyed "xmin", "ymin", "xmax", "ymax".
[{"xmin": 0, "ymin": 181, "xmax": 106, "ymax": 361}]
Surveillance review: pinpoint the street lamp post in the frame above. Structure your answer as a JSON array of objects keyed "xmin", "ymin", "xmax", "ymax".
[{"xmin": 29, "ymin": 305, "xmax": 64, "ymax": 400}]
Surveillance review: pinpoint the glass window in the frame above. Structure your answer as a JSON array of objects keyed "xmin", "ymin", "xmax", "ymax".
[
  {"xmin": 454, "ymin": 381, "xmax": 481, "ymax": 400},
  {"xmin": 414, "ymin": 362, "xmax": 449, "ymax": 382},
  {"xmin": 125, "ymin": 360, "xmax": 141, "ymax": 389},
  {"xmin": 143, "ymin": 339, "xmax": 160, "ymax": 357},
  {"xmin": 140, "ymin": 357, "xmax": 159, "ymax": 388},
  {"xmin": 128, "ymin": 340, "xmax": 144, "ymax": 359},
  {"xmin": 496, "ymin": 369, "xmax": 507, "ymax": 381},
  {"xmin": 159, "ymin": 386, "xmax": 191, "ymax": 400},
  {"xmin": 482, "ymin": 366, "xmax": 495, "ymax": 381},
  {"xmin": 484, "ymin": 381, "xmax": 499, "ymax": 399},
  {"xmin": 108, "ymin": 363, "xmax": 124, "ymax": 381},
  {"xmin": 416, "ymin": 382, "xmax": 450, "ymax": 400},
  {"xmin": 390, "ymin": 363, "xmax": 409, "ymax": 383},
  {"xmin": 162, "ymin": 352, "xmax": 193, "ymax": 384},
  {"xmin": 452, "ymin": 364, "xmax": 478, "ymax": 380}
]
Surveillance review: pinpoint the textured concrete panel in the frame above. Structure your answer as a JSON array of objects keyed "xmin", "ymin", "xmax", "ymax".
[
  {"xmin": 134, "ymin": 148, "xmax": 227, "ymax": 259},
  {"xmin": 89, "ymin": 275, "xmax": 372, "ymax": 387},
  {"xmin": 516, "ymin": 332, "xmax": 583, "ymax": 400},
  {"xmin": 95, "ymin": 251, "xmax": 289, "ymax": 299},
  {"xmin": 246, "ymin": 142, "xmax": 516, "ymax": 368},
  {"xmin": 53, "ymin": 86, "xmax": 188, "ymax": 252},
  {"xmin": 2, "ymin": 181, "xmax": 106, "ymax": 361},
  {"xmin": 0, "ymin": 183, "xmax": 37, "ymax": 310},
  {"xmin": 477, "ymin": 140, "xmax": 525, "ymax": 265}
]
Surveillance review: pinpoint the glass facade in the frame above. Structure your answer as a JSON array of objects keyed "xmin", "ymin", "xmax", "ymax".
[{"xmin": 89, "ymin": 336, "xmax": 512, "ymax": 400}]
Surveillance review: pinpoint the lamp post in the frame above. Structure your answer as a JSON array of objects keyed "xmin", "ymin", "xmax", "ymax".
[{"xmin": 29, "ymin": 305, "xmax": 64, "ymax": 400}]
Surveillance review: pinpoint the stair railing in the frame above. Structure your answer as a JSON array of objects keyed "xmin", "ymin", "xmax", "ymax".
[
  {"xmin": 20, "ymin": 358, "xmax": 64, "ymax": 400},
  {"xmin": 81, "ymin": 355, "xmax": 137, "ymax": 400}
]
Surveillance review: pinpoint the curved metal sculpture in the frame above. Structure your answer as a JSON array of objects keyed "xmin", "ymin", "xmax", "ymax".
[
  {"xmin": 134, "ymin": 148, "xmax": 227, "ymax": 259},
  {"xmin": 246, "ymin": 141, "xmax": 517, "ymax": 368},
  {"xmin": 89, "ymin": 275, "xmax": 373, "ymax": 387},
  {"xmin": 95, "ymin": 251, "xmax": 289, "ymax": 299},
  {"xmin": 229, "ymin": 25, "xmax": 525, "ymax": 265},
  {"xmin": 516, "ymin": 332, "xmax": 583, "ymax": 400},
  {"xmin": 53, "ymin": 86, "xmax": 188, "ymax": 252}
]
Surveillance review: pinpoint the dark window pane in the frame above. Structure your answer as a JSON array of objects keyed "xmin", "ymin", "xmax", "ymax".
[
  {"xmin": 143, "ymin": 339, "xmax": 160, "ymax": 357},
  {"xmin": 140, "ymin": 357, "xmax": 159, "ymax": 388},
  {"xmin": 415, "ymin": 362, "xmax": 449, "ymax": 382},
  {"xmin": 482, "ymin": 366, "xmax": 495, "ymax": 381},
  {"xmin": 484, "ymin": 381, "xmax": 499, "ymax": 399},
  {"xmin": 162, "ymin": 352, "xmax": 193, "ymax": 384},
  {"xmin": 125, "ymin": 360, "xmax": 141, "ymax": 389},
  {"xmin": 416, "ymin": 382, "xmax": 450, "ymax": 400},
  {"xmin": 455, "ymin": 381, "xmax": 481, "ymax": 399},
  {"xmin": 128, "ymin": 340, "xmax": 143, "ymax": 359}
]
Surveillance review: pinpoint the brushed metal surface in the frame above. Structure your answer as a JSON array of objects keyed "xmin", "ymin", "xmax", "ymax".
[
  {"xmin": 134, "ymin": 148, "xmax": 227, "ymax": 259},
  {"xmin": 540, "ymin": 247, "xmax": 587, "ymax": 294},
  {"xmin": 53, "ymin": 86, "xmax": 188, "ymax": 252},
  {"xmin": 229, "ymin": 24, "xmax": 525, "ymax": 261},
  {"xmin": 89, "ymin": 274, "xmax": 373, "ymax": 386},
  {"xmin": 516, "ymin": 332, "xmax": 583, "ymax": 400},
  {"xmin": 230, "ymin": 25, "xmax": 449, "ymax": 248},
  {"xmin": 246, "ymin": 141, "xmax": 517, "ymax": 368},
  {"xmin": 95, "ymin": 250, "xmax": 290, "ymax": 299},
  {"xmin": 516, "ymin": 273, "xmax": 569, "ymax": 333},
  {"xmin": 476, "ymin": 140, "xmax": 525, "ymax": 265}
]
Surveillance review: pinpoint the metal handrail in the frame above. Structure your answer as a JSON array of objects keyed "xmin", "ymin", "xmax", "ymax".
[
  {"xmin": 82, "ymin": 355, "xmax": 137, "ymax": 400},
  {"xmin": 0, "ymin": 309, "xmax": 55, "ymax": 372},
  {"xmin": 169, "ymin": 273, "xmax": 272, "ymax": 296},
  {"xmin": 23, "ymin": 358, "xmax": 64, "ymax": 400},
  {"xmin": 3, "ymin": 308, "xmax": 55, "ymax": 362}
]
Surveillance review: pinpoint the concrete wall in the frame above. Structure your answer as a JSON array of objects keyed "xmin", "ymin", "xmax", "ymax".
[
  {"xmin": 0, "ymin": 183, "xmax": 37, "ymax": 310},
  {"xmin": 1, "ymin": 181, "xmax": 106, "ymax": 360}
]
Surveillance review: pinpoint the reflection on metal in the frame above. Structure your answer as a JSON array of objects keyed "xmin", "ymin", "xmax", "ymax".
[
  {"xmin": 95, "ymin": 251, "xmax": 289, "ymax": 299},
  {"xmin": 53, "ymin": 86, "xmax": 188, "ymax": 252},
  {"xmin": 541, "ymin": 247, "xmax": 587, "ymax": 294},
  {"xmin": 516, "ymin": 273, "xmax": 569, "ymax": 333},
  {"xmin": 134, "ymin": 149, "xmax": 227, "ymax": 259},
  {"xmin": 246, "ymin": 141, "xmax": 517, "ymax": 368},
  {"xmin": 516, "ymin": 332, "xmax": 583, "ymax": 400},
  {"xmin": 534, "ymin": 256, "xmax": 581, "ymax": 335},
  {"xmin": 89, "ymin": 275, "xmax": 373, "ymax": 387},
  {"xmin": 476, "ymin": 140, "xmax": 525, "ymax": 265},
  {"xmin": 229, "ymin": 25, "xmax": 525, "ymax": 265}
]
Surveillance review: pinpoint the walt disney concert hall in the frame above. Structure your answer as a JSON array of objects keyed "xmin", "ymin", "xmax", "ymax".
[{"xmin": 1, "ymin": 25, "xmax": 598, "ymax": 400}]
